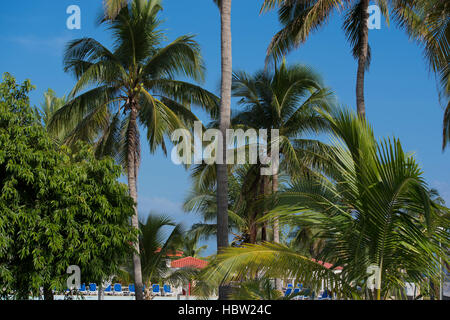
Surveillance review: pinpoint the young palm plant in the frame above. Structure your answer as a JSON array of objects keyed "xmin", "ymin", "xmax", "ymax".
[
  {"xmin": 201, "ymin": 108, "xmax": 450, "ymax": 300},
  {"xmin": 49, "ymin": 0, "xmax": 218, "ymax": 300},
  {"xmin": 118, "ymin": 214, "xmax": 199, "ymax": 297},
  {"xmin": 181, "ymin": 230, "xmax": 208, "ymax": 258}
]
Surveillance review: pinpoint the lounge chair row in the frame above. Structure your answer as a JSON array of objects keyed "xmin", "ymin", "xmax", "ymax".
[
  {"xmin": 284, "ymin": 284, "xmax": 332, "ymax": 300},
  {"xmin": 71, "ymin": 283, "xmax": 174, "ymax": 296}
]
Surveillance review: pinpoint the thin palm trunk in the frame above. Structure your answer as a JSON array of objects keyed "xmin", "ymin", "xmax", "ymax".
[
  {"xmin": 356, "ymin": 0, "xmax": 370, "ymax": 118},
  {"xmin": 260, "ymin": 174, "xmax": 269, "ymax": 241},
  {"xmin": 98, "ymin": 283, "xmax": 104, "ymax": 300},
  {"xmin": 127, "ymin": 104, "xmax": 144, "ymax": 301},
  {"xmin": 272, "ymin": 171, "xmax": 282, "ymax": 292},
  {"xmin": 272, "ymin": 172, "xmax": 280, "ymax": 243},
  {"xmin": 217, "ymin": 0, "xmax": 232, "ymax": 300},
  {"xmin": 43, "ymin": 284, "xmax": 54, "ymax": 301}
]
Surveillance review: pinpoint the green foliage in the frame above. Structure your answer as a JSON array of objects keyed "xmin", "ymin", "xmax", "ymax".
[
  {"xmin": 0, "ymin": 74, "xmax": 137, "ymax": 299},
  {"xmin": 200, "ymin": 108, "xmax": 450, "ymax": 300},
  {"xmin": 182, "ymin": 230, "xmax": 208, "ymax": 258},
  {"xmin": 231, "ymin": 60, "xmax": 334, "ymax": 178},
  {"xmin": 49, "ymin": 0, "xmax": 219, "ymax": 168},
  {"xmin": 184, "ymin": 61, "xmax": 334, "ymax": 245},
  {"xmin": 229, "ymin": 278, "xmax": 286, "ymax": 300}
]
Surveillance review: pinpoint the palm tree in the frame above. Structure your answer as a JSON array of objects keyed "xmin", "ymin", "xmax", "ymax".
[
  {"xmin": 231, "ymin": 60, "xmax": 333, "ymax": 241},
  {"xmin": 201, "ymin": 108, "xmax": 450, "ymax": 300},
  {"xmin": 260, "ymin": 0, "xmax": 426, "ymax": 118},
  {"xmin": 184, "ymin": 163, "xmax": 278, "ymax": 245},
  {"xmin": 182, "ymin": 230, "xmax": 208, "ymax": 258},
  {"xmin": 35, "ymin": 89, "xmax": 70, "ymax": 144},
  {"xmin": 216, "ymin": 60, "xmax": 332, "ymax": 291},
  {"xmin": 50, "ymin": 0, "xmax": 218, "ymax": 300},
  {"xmin": 103, "ymin": 0, "xmax": 128, "ymax": 19},
  {"xmin": 413, "ymin": 1, "xmax": 450, "ymax": 149},
  {"xmin": 213, "ymin": 0, "xmax": 233, "ymax": 300}
]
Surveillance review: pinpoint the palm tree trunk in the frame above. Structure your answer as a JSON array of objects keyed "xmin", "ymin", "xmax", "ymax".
[
  {"xmin": 260, "ymin": 175, "xmax": 269, "ymax": 242},
  {"xmin": 127, "ymin": 104, "xmax": 144, "ymax": 301},
  {"xmin": 43, "ymin": 284, "xmax": 54, "ymax": 301},
  {"xmin": 217, "ymin": 0, "xmax": 232, "ymax": 301},
  {"xmin": 272, "ymin": 172, "xmax": 280, "ymax": 243},
  {"xmin": 272, "ymin": 171, "xmax": 282, "ymax": 292},
  {"xmin": 356, "ymin": 0, "xmax": 370, "ymax": 118},
  {"xmin": 98, "ymin": 283, "xmax": 104, "ymax": 300}
]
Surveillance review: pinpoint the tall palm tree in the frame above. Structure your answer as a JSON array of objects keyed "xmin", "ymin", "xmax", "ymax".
[
  {"xmin": 260, "ymin": 0, "xmax": 425, "ymax": 118},
  {"xmin": 213, "ymin": 0, "xmax": 233, "ymax": 300},
  {"xmin": 413, "ymin": 1, "xmax": 450, "ymax": 149},
  {"xmin": 201, "ymin": 108, "xmax": 450, "ymax": 300},
  {"xmin": 230, "ymin": 60, "xmax": 333, "ymax": 291},
  {"xmin": 50, "ymin": 0, "xmax": 218, "ymax": 300},
  {"xmin": 231, "ymin": 60, "xmax": 333, "ymax": 238}
]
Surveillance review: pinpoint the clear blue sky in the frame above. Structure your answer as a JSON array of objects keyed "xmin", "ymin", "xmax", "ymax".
[{"xmin": 1, "ymin": 1, "xmax": 449, "ymax": 256}]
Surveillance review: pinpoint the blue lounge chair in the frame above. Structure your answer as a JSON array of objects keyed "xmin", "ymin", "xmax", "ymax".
[
  {"xmin": 79, "ymin": 284, "xmax": 87, "ymax": 294},
  {"xmin": 318, "ymin": 289, "xmax": 330, "ymax": 300},
  {"xmin": 293, "ymin": 287, "xmax": 301, "ymax": 295},
  {"xmin": 113, "ymin": 283, "xmax": 122, "ymax": 295},
  {"xmin": 89, "ymin": 283, "xmax": 97, "ymax": 295},
  {"xmin": 292, "ymin": 284, "xmax": 304, "ymax": 299},
  {"xmin": 104, "ymin": 285, "xmax": 112, "ymax": 295},
  {"xmin": 152, "ymin": 284, "xmax": 160, "ymax": 295},
  {"xmin": 284, "ymin": 287, "xmax": 293, "ymax": 297},
  {"xmin": 129, "ymin": 284, "xmax": 135, "ymax": 296},
  {"xmin": 163, "ymin": 284, "xmax": 172, "ymax": 295}
]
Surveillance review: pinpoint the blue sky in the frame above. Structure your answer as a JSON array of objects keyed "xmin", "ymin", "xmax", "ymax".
[{"xmin": 1, "ymin": 1, "xmax": 449, "ymax": 256}]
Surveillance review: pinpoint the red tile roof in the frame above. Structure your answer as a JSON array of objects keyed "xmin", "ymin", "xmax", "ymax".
[
  {"xmin": 311, "ymin": 258, "xmax": 343, "ymax": 271},
  {"xmin": 171, "ymin": 257, "xmax": 209, "ymax": 269}
]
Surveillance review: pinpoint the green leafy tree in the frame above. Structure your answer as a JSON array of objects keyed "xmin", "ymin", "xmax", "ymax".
[
  {"xmin": 0, "ymin": 73, "xmax": 137, "ymax": 300},
  {"xmin": 50, "ymin": 0, "xmax": 218, "ymax": 300}
]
